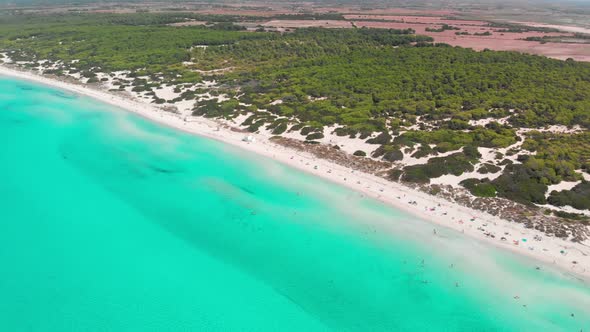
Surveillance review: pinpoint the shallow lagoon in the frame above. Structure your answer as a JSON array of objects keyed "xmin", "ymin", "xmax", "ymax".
[{"xmin": 0, "ymin": 77, "xmax": 589, "ymax": 331}]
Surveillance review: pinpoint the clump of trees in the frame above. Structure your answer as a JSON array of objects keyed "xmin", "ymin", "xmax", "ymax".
[
  {"xmin": 478, "ymin": 163, "xmax": 501, "ymax": 174},
  {"xmin": 548, "ymin": 182, "xmax": 590, "ymax": 210},
  {"xmin": 491, "ymin": 164, "xmax": 549, "ymax": 204},
  {"xmin": 399, "ymin": 148, "xmax": 477, "ymax": 183},
  {"xmin": 372, "ymin": 145, "xmax": 403, "ymax": 161},
  {"xmin": 426, "ymin": 24, "xmax": 460, "ymax": 32},
  {"xmin": 353, "ymin": 150, "xmax": 367, "ymax": 157},
  {"xmin": 460, "ymin": 178, "xmax": 496, "ymax": 197}
]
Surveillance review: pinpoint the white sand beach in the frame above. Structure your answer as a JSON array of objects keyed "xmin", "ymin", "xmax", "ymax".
[{"xmin": 1, "ymin": 65, "xmax": 589, "ymax": 282}]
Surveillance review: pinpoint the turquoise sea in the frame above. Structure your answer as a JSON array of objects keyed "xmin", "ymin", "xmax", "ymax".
[{"xmin": 0, "ymin": 76, "xmax": 589, "ymax": 331}]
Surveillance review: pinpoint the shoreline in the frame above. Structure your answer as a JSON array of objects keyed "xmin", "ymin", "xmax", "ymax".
[{"xmin": 2, "ymin": 65, "xmax": 589, "ymax": 282}]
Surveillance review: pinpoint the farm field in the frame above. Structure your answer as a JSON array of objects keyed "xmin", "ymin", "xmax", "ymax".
[{"xmin": 256, "ymin": 13, "xmax": 590, "ymax": 61}]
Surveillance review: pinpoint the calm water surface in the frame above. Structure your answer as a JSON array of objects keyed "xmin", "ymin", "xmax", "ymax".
[{"xmin": 0, "ymin": 77, "xmax": 589, "ymax": 331}]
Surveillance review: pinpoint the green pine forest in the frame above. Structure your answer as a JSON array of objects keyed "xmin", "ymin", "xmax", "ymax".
[{"xmin": 1, "ymin": 13, "xmax": 589, "ymax": 215}]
